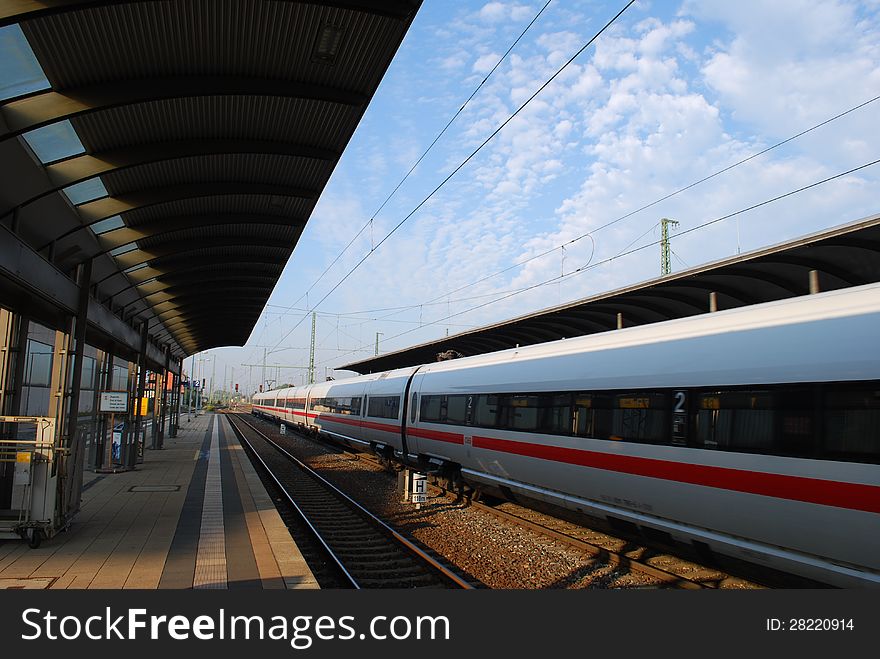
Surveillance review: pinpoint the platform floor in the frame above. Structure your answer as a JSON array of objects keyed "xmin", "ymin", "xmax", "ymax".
[{"xmin": 0, "ymin": 413, "xmax": 318, "ymax": 590}]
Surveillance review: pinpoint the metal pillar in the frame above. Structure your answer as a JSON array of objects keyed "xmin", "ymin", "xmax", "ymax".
[
  {"xmin": 809, "ymin": 270, "xmax": 820, "ymax": 294},
  {"xmin": 308, "ymin": 311, "xmax": 316, "ymax": 384},
  {"xmin": 169, "ymin": 357, "xmax": 181, "ymax": 438},
  {"xmin": 133, "ymin": 321, "xmax": 148, "ymax": 462},
  {"xmin": 660, "ymin": 218, "xmax": 679, "ymax": 276},
  {"xmin": 61, "ymin": 260, "xmax": 91, "ymax": 516},
  {"xmin": 124, "ymin": 358, "xmax": 138, "ymax": 467},
  {"xmin": 155, "ymin": 345, "xmax": 170, "ymax": 449},
  {"xmin": 7, "ymin": 313, "xmax": 29, "ymax": 416},
  {"xmin": 0, "ymin": 308, "xmax": 15, "ymax": 416},
  {"xmin": 0, "ymin": 309, "xmax": 23, "ymax": 510},
  {"xmin": 96, "ymin": 352, "xmax": 113, "ymax": 469}
]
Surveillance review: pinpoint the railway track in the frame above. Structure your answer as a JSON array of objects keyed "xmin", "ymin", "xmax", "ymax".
[
  {"xmin": 241, "ymin": 413, "xmax": 764, "ymax": 589},
  {"xmin": 363, "ymin": 457, "xmax": 735, "ymax": 589},
  {"xmin": 225, "ymin": 413, "xmax": 474, "ymax": 589}
]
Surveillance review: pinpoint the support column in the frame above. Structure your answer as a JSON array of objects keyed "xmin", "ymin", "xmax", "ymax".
[
  {"xmin": 47, "ymin": 329, "xmax": 71, "ymax": 436},
  {"xmin": 61, "ymin": 260, "xmax": 91, "ymax": 518},
  {"xmin": 133, "ymin": 321, "xmax": 148, "ymax": 463},
  {"xmin": 7, "ymin": 313, "xmax": 29, "ymax": 416},
  {"xmin": 97, "ymin": 352, "xmax": 114, "ymax": 469},
  {"xmin": 0, "ymin": 308, "xmax": 22, "ymax": 509},
  {"xmin": 0, "ymin": 308, "xmax": 15, "ymax": 415},
  {"xmin": 124, "ymin": 359, "xmax": 138, "ymax": 468},
  {"xmin": 154, "ymin": 345, "xmax": 170, "ymax": 449},
  {"xmin": 171, "ymin": 356, "xmax": 183, "ymax": 437},
  {"xmin": 168, "ymin": 362, "xmax": 179, "ymax": 439}
]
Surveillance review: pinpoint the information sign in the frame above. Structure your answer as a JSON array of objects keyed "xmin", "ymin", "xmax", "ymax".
[{"xmin": 99, "ymin": 391, "xmax": 129, "ymax": 413}]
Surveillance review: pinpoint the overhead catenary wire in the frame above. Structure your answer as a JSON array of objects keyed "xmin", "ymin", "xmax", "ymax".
[
  {"xmin": 268, "ymin": 0, "xmax": 638, "ymax": 354},
  {"xmin": 315, "ymin": 156, "xmax": 880, "ymax": 367},
  {"xmin": 365, "ymin": 93, "xmax": 880, "ymax": 322},
  {"xmin": 264, "ymin": 0, "xmax": 555, "ymax": 332},
  {"xmin": 256, "ymin": 92, "xmax": 880, "ymax": 331}
]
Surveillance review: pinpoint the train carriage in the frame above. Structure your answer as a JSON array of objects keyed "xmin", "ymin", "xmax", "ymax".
[{"xmin": 252, "ymin": 282, "xmax": 880, "ymax": 587}]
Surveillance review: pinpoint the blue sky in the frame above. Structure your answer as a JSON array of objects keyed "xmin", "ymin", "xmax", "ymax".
[{"xmin": 193, "ymin": 0, "xmax": 880, "ymax": 394}]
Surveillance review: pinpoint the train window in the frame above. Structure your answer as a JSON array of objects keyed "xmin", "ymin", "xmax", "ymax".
[
  {"xmin": 311, "ymin": 397, "xmax": 362, "ymax": 415},
  {"xmin": 367, "ymin": 395, "xmax": 400, "ymax": 419},
  {"xmin": 410, "ymin": 393, "xmax": 418, "ymax": 423},
  {"xmin": 823, "ymin": 387, "xmax": 880, "ymax": 462},
  {"xmin": 609, "ymin": 392, "xmax": 669, "ymax": 444},
  {"xmin": 696, "ymin": 390, "xmax": 780, "ymax": 453},
  {"xmin": 473, "ymin": 394, "xmax": 499, "ymax": 427},
  {"xmin": 420, "ymin": 395, "xmax": 443, "ymax": 423},
  {"xmin": 445, "ymin": 395, "xmax": 468, "ymax": 425},
  {"xmin": 504, "ymin": 395, "xmax": 540, "ymax": 431},
  {"xmin": 540, "ymin": 394, "xmax": 573, "ymax": 435},
  {"xmin": 419, "ymin": 394, "xmax": 468, "ymax": 424},
  {"xmin": 416, "ymin": 383, "xmax": 879, "ymax": 464}
]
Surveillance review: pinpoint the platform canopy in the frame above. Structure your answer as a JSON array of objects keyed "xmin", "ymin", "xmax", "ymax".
[
  {"xmin": 0, "ymin": 0, "xmax": 421, "ymax": 360},
  {"xmin": 343, "ymin": 213, "xmax": 880, "ymax": 374}
]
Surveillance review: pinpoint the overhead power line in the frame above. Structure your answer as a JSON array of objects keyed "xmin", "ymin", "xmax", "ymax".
[
  {"xmin": 269, "ymin": 0, "xmax": 637, "ymax": 354},
  {"xmin": 316, "ymin": 156, "xmax": 880, "ymax": 367},
  {"xmin": 266, "ymin": 0, "xmax": 555, "ymax": 331}
]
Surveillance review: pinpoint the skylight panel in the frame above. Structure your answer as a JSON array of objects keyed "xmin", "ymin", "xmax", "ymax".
[
  {"xmin": 91, "ymin": 215, "xmax": 125, "ymax": 235},
  {"xmin": 64, "ymin": 178, "xmax": 108, "ymax": 205},
  {"xmin": 22, "ymin": 120, "xmax": 85, "ymax": 163},
  {"xmin": 110, "ymin": 243, "xmax": 138, "ymax": 257},
  {"xmin": 0, "ymin": 25, "xmax": 50, "ymax": 101},
  {"xmin": 124, "ymin": 263, "xmax": 149, "ymax": 273}
]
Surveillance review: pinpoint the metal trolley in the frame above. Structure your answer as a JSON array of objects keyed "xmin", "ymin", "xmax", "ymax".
[{"xmin": 0, "ymin": 416, "xmax": 67, "ymax": 548}]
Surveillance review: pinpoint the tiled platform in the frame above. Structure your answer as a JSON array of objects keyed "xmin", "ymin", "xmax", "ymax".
[{"xmin": 0, "ymin": 413, "xmax": 318, "ymax": 590}]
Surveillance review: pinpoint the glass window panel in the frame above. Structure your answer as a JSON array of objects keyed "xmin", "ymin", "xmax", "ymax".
[
  {"xmin": 445, "ymin": 395, "xmax": 468, "ymax": 425},
  {"xmin": 110, "ymin": 242, "xmax": 138, "ymax": 256},
  {"xmin": 80, "ymin": 355, "xmax": 96, "ymax": 389},
  {"xmin": 473, "ymin": 394, "xmax": 499, "ymax": 427},
  {"xmin": 112, "ymin": 364, "xmax": 129, "ymax": 390},
  {"xmin": 367, "ymin": 395, "xmax": 400, "ymax": 419},
  {"xmin": 0, "ymin": 25, "xmax": 50, "ymax": 101},
  {"xmin": 125, "ymin": 263, "xmax": 149, "ymax": 273},
  {"xmin": 24, "ymin": 339, "xmax": 53, "ymax": 386},
  {"xmin": 91, "ymin": 215, "xmax": 125, "ymax": 234},
  {"xmin": 22, "ymin": 120, "xmax": 85, "ymax": 163},
  {"xmin": 63, "ymin": 177, "xmax": 108, "ymax": 204},
  {"xmin": 823, "ymin": 387, "xmax": 880, "ymax": 461},
  {"xmin": 420, "ymin": 395, "xmax": 443, "ymax": 423}
]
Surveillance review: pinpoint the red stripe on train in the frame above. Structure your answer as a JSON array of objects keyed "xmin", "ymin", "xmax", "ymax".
[
  {"xmin": 470, "ymin": 434, "xmax": 880, "ymax": 514},
  {"xmin": 254, "ymin": 405, "xmax": 878, "ymax": 513}
]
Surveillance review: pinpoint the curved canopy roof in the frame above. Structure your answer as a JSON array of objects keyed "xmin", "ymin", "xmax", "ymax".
[
  {"xmin": 343, "ymin": 213, "xmax": 880, "ymax": 374},
  {"xmin": 0, "ymin": 0, "xmax": 421, "ymax": 359}
]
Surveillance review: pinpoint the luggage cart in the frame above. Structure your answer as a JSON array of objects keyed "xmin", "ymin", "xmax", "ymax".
[{"xmin": 0, "ymin": 416, "xmax": 66, "ymax": 548}]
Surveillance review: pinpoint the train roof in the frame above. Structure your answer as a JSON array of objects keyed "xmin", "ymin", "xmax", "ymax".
[
  {"xmin": 414, "ymin": 282, "xmax": 880, "ymax": 377},
  {"xmin": 344, "ymin": 214, "xmax": 880, "ymax": 374}
]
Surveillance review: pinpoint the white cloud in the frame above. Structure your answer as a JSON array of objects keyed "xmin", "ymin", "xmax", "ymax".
[{"xmin": 246, "ymin": 1, "xmax": 880, "ymax": 374}]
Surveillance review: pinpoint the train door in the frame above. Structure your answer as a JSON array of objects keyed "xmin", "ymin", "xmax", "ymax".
[{"xmin": 402, "ymin": 372, "xmax": 424, "ymax": 456}]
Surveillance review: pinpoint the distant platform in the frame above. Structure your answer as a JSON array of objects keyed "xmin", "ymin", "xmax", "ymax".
[{"xmin": 0, "ymin": 413, "xmax": 318, "ymax": 590}]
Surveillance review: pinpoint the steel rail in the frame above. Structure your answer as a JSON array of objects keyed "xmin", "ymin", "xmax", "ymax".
[
  {"xmin": 227, "ymin": 413, "xmax": 473, "ymax": 589},
  {"xmin": 225, "ymin": 414, "xmax": 360, "ymax": 588}
]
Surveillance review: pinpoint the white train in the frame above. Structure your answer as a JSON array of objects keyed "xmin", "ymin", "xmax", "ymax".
[{"xmin": 253, "ymin": 283, "xmax": 880, "ymax": 587}]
